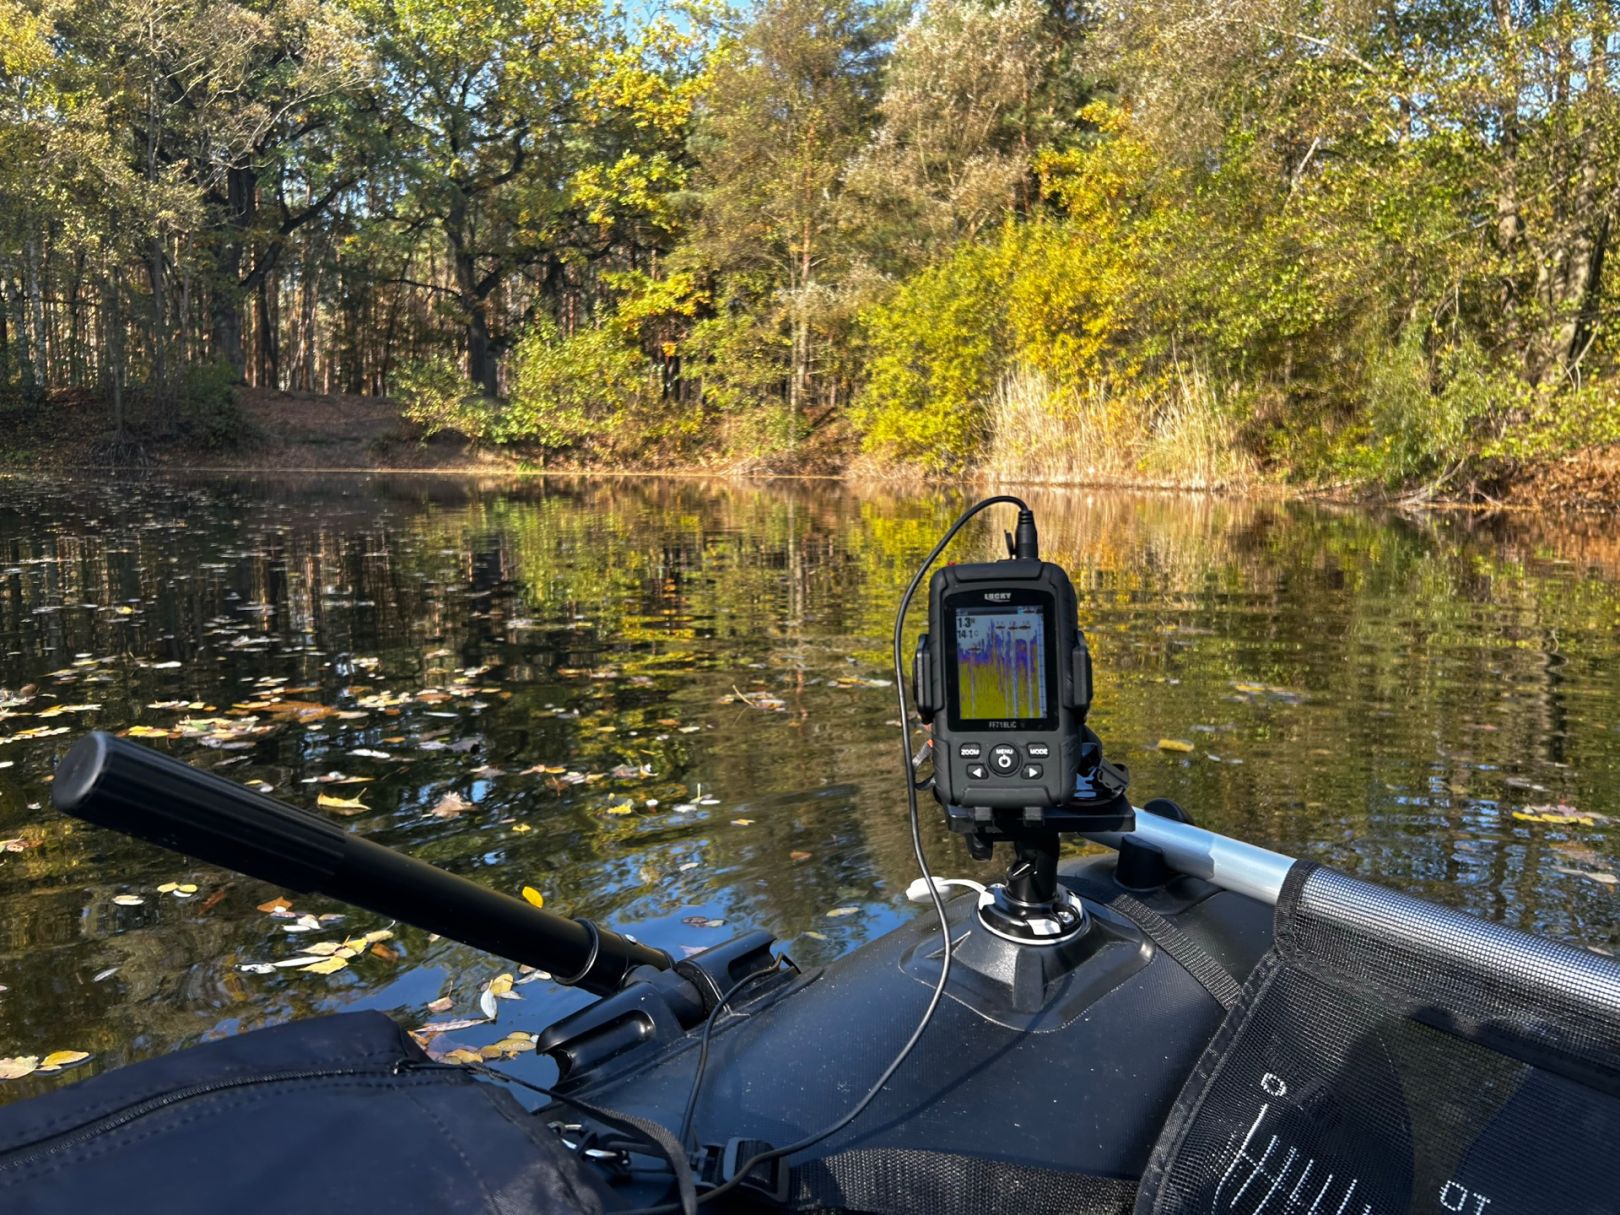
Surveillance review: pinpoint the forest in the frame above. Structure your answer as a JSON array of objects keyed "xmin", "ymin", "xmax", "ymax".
[{"xmin": 2, "ymin": 0, "xmax": 1619, "ymax": 493}]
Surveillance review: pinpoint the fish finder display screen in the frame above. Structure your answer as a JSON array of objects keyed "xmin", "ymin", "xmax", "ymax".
[{"xmin": 954, "ymin": 606, "xmax": 1047, "ymax": 721}]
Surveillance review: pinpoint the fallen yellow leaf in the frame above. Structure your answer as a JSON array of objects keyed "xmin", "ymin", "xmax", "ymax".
[
  {"xmin": 126, "ymin": 725, "xmax": 175, "ymax": 739},
  {"xmin": 605, "ymin": 801, "xmax": 634, "ymax": 816},
  {"xmin": 1157, "ymin": 738, "xmax": 1196, "ymax": 753},
  {"xmin": 521, "ymin": 886, "xmax": 545, "ymax": 909},
  {"xmin": 301, "ymin": 956, "xmax": 350, "ymax": 975},
  {"xmin": 488, "ymin": 973, "xmax": 514, "ymax": 997},
  {"xmin": 38, "ymin": 1050, "xmax": 89, "ymax": 1071},
  {"xmin": 317, "ymin": 792, "xmax": 369, "ymax": 812}
]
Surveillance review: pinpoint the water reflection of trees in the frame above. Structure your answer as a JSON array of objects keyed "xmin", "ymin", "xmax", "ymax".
[{"xmin": 1, "ymin": 477, "xmax": 1619, "ymax": 1102}]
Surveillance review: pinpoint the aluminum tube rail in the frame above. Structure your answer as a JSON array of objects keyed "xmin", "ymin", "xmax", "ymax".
[{"xmin": 1084, "ymin": 808, "xmax": 1297, "ymax": 905}]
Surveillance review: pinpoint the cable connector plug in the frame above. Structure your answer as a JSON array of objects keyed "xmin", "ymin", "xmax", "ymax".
[{"xmin": 1013, "ymin": 508, "xmax": 1039, "ymax": 560}]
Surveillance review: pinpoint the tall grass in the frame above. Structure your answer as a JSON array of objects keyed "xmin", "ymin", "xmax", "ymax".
[{"xmin": 978, "ymin": 363, "xmax": 1255, "ymax": 488}]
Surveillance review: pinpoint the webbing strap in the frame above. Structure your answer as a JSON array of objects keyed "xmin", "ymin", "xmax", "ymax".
[
  {"xmin": 1105, "ymin": 892, "xmax": 1243, "ymax": 1010},
  {"xmin": 789, "ymin": 1147, "xmax": 1137, "ymax": 1215}
]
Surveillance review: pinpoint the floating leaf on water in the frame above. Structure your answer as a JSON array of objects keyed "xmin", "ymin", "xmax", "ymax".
[
  {"xmin": 38, "ymin": 1050, "xmax": 90, "ymax": 1071},
  {"xmin": 803, "ymin": 930, "xmax": 829, "ymax": 941},
  {"xmin": 488, "ymin": 973, "xmax": 514, "ymax": 997},
  {"xmin": 427, "ymin": 996, "xmax": 454, "ymax": 1013},
  {"xmin": 604, "ymin": 801, "xmax": 635, "ymax": 816},
  {"xmin": 92, "ymin": 967, "xmax": 119, "ymax": 982},
  {"xmin": 301, "ymin": 956, "xmax": 350, "ymax": 975},
  {"xmin": 521, "ymin": 886, "xmax": 545, "ymax": 909},
  {"xmin": 317, "ymin": 792, "xmax": 369, "ymax": 813},
  {"xmin": 731, "ymin": 819, "xmax": 755, "ymax": 827},
  {"xmin": 1513, "ymin": 805, "xmax": 1598, "ymax": 826},
  {"xmin": 0, "ymin": 1057, "xmax": 39, "ymax": 1080},
  {"xmin": 479, "ymin": 987, "xmax": 498, "ymax": 1021},
  {"xmin": 431, "ymin": 791, "xmax": 472, "ymax": 818},
  {"xmin": 1156, "ymin": 739, "xmax": 1196, "ymax": 753},
  {"xmin": 442, "ymin": 1048, "xmax": 483, "ymax": 1065},
  {"xmin": 245, "ymin": 780, "xmax": 274, "ymax": 794},
  {"xmin": 301, "ymin": 940, "xmax": 343, "ymax": 956},
  {"xmin": 349, "ymin": 748, "xmax": 391, "ymax": 760},
  {"xmin": 125, "ymin": 725, "xmax": 176, "ymax": 739},
  {"xmin": 172, "ymin": 884, "xmax": 198, "ymax": 898},
  {"xmin": 1552, "ymin": 866, "xmax": 1618, "ymax": 884},
  {"xmin": 672, "ymin": 804, "xmax": 697, "ymax": 814},
  {"xmin": 237, "ymin": 963, "xmax": 277, "ymax": 975},
  {"xmin": 826, "ymin": 907, "xmax": 860, "ymax": 918},
  {"xmin": 274, "ymin": 955, "xmax": 326, "ymax": 968},
  {"xmin": 282, "ymin": 914, "xmax": 323, "ymax": 933},
  {"xmin": 111, "ymin": 894, "xmax": 145, "ymax": 907},
  {"xmin": 789, "ymin": 851, "xmax": 812, "ymax": 863},
  {"xmin": 370, "ymin": 942, "xmax": 400, "ymax": 961},
  {"xmin": 256, "ymin": 897, "xmax": 292, "ymax": 913},
  {"xmin": 416, "ymin": 1017, "xmax": 489, "ymax": 1035}
]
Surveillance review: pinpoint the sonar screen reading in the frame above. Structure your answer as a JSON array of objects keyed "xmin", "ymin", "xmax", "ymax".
[{"xmin": 955, "ymin": 606, "xmax": 1047, "ymax": 721}]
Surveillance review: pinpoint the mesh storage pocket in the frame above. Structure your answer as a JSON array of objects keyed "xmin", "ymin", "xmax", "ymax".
[{"xmin": 1136, "ymin": 863, "xmax": 1620, "ymax": 1215}]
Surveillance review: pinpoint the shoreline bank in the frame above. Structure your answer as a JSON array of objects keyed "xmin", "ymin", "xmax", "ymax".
[{"xmin": 11, "ymin": 388, "xmax": 1617, "ymax": 513}]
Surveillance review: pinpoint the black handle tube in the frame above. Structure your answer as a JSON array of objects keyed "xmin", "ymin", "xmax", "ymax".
[{"xmin": 52, "ymin": 731, "xmax": 670, "ymax": 996}]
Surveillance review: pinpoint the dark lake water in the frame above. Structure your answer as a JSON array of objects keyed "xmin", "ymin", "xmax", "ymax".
[{"xmin": 1, "ymin": 475, "xmax": 1617, "ymax": 1100}]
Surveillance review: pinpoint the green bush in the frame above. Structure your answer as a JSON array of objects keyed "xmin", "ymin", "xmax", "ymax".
[
  {"xmin": 500, "ymin": 319, "xmax": 695, "ymax": 459},
  {"xmin": 178, "ymin": 360, "xmax": 248, "ymax": 450},
  {"xmin": 395, "ymin": 355, "xmax": 494, "ymax": 441},
  {"xmin": 1341, "ymin": 332, "xmax": 1506, "ymax": 489},
  {"xmin": 852, "ymin": 241, "xmax": 1008, "ymax": 471}
]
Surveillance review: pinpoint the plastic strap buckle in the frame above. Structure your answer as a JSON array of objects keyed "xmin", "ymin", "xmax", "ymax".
[{"xmin": 694, "ymin": 1138, "xmax": 789, "ymax": 1203}]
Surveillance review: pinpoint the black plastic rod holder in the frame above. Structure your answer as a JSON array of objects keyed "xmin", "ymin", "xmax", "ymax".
[{"xmin": 52, "ymin": 731, "xmax": 671, "ymax": 996}]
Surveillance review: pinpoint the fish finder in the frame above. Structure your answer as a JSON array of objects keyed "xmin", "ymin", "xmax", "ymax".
[
  {"xmin": 913, "ymin": 558, "xmax": 1089, "ymax": 810},
  {"xmin": 906, "ymin": 502, "xmax": 1131, "ymax": 948}
]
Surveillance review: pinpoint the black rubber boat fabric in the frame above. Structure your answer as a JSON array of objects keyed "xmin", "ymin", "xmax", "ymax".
[
  {"xmin": 1135, "ymin": 861, "xmax": 1620, "ymax": 1215},
  {"xmin": 789, "ymin": 1148, "xmax": 1136, "ymax": 1215},
  {"xmin": 0, "ymin": 1010, "xmax": 607, "ymax": 1214}
]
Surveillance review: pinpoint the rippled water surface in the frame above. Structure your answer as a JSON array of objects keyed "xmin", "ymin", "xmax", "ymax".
[{"xmin": 1, "ymin": 475, "xmax": 1618, "ymax": 1101}]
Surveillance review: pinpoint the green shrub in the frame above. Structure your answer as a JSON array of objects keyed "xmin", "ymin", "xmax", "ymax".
[
  {"xmin": 852, "ymin": 241, "xmax": 1007, "ymax": 471},
  {"xmin": 395, "ymin": 355, "xmax": 494, "ymax": 441},
  {"xmin": 1341, "ymin": 332, "xmax": 1506, "ymax": 489},
  {"xmin": 178, "ymin": 360, "xmax": 248, "ymax": 450},
  {"xmin": 499, "ymin": 320, "xmax": 648, "ymax": 451}
]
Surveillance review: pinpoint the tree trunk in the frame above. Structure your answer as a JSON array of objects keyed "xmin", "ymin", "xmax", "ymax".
[
  {"xmin": 25, "ymin": 233, "xmax": 46, "ymax": 403},
  {"xmin": 149, "ymin": 236, "xmax": 168, "ymax": 399},
  {"xmin": 209, "ymin": 164, "xmax": 257, "ymax": 380},
  {"xmin": 257, "ymin": 270, "xmax": 279, "ymax": 389}
]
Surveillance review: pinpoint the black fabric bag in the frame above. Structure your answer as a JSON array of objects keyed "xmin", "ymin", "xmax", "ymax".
[
  {"xmin": 0, "ymin": 1010, "xmax": 606, "ymax": 1214},
  {"xmin": 1136, "ymin": 862, "xmax": 1620, "ymax": 1215}
]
